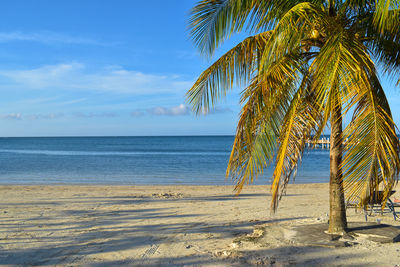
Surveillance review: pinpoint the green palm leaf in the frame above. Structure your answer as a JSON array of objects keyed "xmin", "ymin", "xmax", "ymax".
[
  {"xmin": 188, "ymin": 0, "xmax": 400, "ymax": 234},
  {"xmin": 186, "ymin": 31, "xmax": 271, "ymax": 114}
]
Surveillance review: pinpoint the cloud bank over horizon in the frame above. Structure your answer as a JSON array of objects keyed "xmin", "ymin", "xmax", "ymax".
[{"xmin": 131, "ymin": 104, "xmax": 232, "ymax": 117}]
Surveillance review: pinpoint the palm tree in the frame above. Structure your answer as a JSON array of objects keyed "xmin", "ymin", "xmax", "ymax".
[{"xmin": 187, "ymin": 0, "xmax": 400, "ymax": 234}]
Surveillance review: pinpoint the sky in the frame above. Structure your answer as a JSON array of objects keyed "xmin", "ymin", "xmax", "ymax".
[
  {"xmin": 0, "ymin": 1, "xmax": 399, "ymax": 137},
  {"xmin": 0, "ymin": 0, "xmax": 243, "ymax": 136}
]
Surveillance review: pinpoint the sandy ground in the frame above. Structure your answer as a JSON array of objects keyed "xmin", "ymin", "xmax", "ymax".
[{"xmin": 0, "ymin": 184, "xmax": 400, "ymax": 266}]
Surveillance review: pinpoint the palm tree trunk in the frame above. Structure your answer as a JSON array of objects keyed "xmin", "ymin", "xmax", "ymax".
[{"xmin": 328, "ymin": 99, "xmax": 347, "ymax": 234}]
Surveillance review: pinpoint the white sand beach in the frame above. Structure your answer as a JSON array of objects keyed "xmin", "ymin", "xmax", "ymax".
[{"xmin": 1, "ymin": 184, "xmax": 400, "ymax": 266}]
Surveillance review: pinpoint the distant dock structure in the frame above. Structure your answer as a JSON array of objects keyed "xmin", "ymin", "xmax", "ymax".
[
  {"xmin": 306, "ymin": 137, "xmax": 330, "ymax": 149},
  {"xmin": 305, "ymin": 137, "xmax": 353, "ymax": 149}
]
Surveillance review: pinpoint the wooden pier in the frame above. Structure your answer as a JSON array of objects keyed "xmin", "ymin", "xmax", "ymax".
[{"xmin": 306, "ymin": 138, "xmax": 331, "ymax": 149}]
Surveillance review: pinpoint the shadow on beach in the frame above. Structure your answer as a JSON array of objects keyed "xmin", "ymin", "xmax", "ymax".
[
  {"xmin": 88, "ymin": 245, "xmax": 368, "ymax": 267},
  {"xmin": 0, "ymin": 185, "xmax": 380, "ymax": 266}
]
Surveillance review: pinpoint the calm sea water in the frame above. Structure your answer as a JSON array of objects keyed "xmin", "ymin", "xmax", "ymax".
[{"xmin": 0, "ymin": 136, "xmax": 330, "ymax": 185}]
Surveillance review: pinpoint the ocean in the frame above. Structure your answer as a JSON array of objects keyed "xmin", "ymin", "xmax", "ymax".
[{"xmin": 0, "ymin": 136, "xmax": 330, "ymax": 185}]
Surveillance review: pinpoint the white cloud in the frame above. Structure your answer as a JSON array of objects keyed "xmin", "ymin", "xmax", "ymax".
[
  {"xmin": 0, "ymin": 31, "xmax": 101, "ymax": 45},
  {"xmin": 59, "ymin": 98, "xmax": 87, "ymax": 105},
  {"xmin": 131, "ymin": 104, "xmax": 190, "ymax": 117},
  {"xmin": 72, "ymin": 112, "xmax": 117, "ymax": 118},
  {"xmin": 0, "ymin": 63, "xmax": 193, "ymax": 95},
  {"xmin": 25, "ymin": 113, "xmax": 64, "ymax": 120},
  {"xmin": 149, "ymin": 104, "xmax": 190, "ymax": 116},
  {"xmin": 0, "ymin": 112, "xmax": 120, "ymax": 120},
  {"xmin": 0, "ymin": 113, "xmax": 63, "ymax": 120},
  {"xmin": 130, "ymin": 111, "xmax": 145, "ymax": 117},
  {"xmin": 0, "ymin": 63, "xmax": 85, "ymax": 89},
  {"xmin": 130, "ymin": 104, "xmax": 233, "ymax": 117},
  {"xmin": 0, "ymin": 113, "xmax": 22, "ymax": 120}
]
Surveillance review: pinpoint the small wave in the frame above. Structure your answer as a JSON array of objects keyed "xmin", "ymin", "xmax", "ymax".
[{"xmin": 0, "ymin": 149, "xmax": 230, "ymax": 156}]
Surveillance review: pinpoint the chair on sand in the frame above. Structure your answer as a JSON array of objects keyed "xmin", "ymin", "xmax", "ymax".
[{"xmin": 346, "ymin": 190, "xmax": 400, "ymax": 221}]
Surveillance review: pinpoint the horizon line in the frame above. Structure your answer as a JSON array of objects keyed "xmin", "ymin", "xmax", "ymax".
[
  {"xmin": 0, "ymin": 134, "xmax": 337, "ymax": 138},
  {"xmin": 0, "ymin": 134, "xmax": 238, "ymax": 138}
]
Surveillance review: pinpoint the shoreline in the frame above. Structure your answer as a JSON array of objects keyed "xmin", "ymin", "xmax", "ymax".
[
  {"xmin": 1, "ymin": 183, "xmax": 399, "ymax": 266},
  {"xmin": 0, "ymin": 182, "xmax": 328, "ymax": 186}
]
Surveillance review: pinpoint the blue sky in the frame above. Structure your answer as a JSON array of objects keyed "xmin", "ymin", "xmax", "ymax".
[{"xmin": 0, "ymin": 1, "xmax": 399, "ymax": 137}]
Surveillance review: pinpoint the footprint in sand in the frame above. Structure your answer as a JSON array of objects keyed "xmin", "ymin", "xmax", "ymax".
[{"xmin": 141, "ymin": 244, "xmax": 159, "ymax": 258}]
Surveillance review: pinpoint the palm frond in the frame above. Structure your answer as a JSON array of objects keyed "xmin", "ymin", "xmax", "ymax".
[
  {"xmin": 371, "ymin": 35, "xmax": 400, "ymax": 80},
  {"xmin": 186, "ymin": 31, "xmax": 271, "ymax": 114},
  {"xmin": 343, "ymin": 71, "xmax": 400, "ymax": 207},
  {"xmin": 228, "ymin": 52, "xmax": 310, "ymax": 195},
  {"xmin": 270, "ymin": 73, "xmax": 321, "ymax": 211},
  {"xmin": 189, "ymin": 0, "xmax": 327, "ymax": 56},
  {"xmin": 360, "ymin": 10, "xmax": 400, "ymax": 80},
  {"xmin": 259, "ymin": 2, "xmax": 327, "ymax": 72},
  {"xmin": 228, "ymin": 79, "xmax": 289, "ymax": 193},
  {"xmin": 189, "ymin": 0, "xmax": 256, "ymax": 56},
  {"xmin": 340, "ymin": 0, "xmax": 373, "ymax": 13},
  {"xmin": 373, "ymin": 0, "xmax": 400, "ymax": 34},
  {"xmin": 308, "ymin": 27, "xmax": 361, "ymax": 138},
  {"xmin": 251, "ymin": 0, "xmax": 325, "ymax": 31}
]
